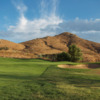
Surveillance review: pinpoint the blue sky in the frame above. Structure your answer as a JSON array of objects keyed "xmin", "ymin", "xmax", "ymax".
[{"xmin": 0, "ymin": 0, "xmax": 100, "ymax": 43}]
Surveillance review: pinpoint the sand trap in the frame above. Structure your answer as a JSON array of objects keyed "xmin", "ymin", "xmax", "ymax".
[{"xmin": 58, "ymin": 64, "xmax": 100, "ymax": 69}]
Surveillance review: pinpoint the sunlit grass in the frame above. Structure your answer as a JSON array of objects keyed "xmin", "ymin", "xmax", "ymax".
[{"xmin": 0, "ymin": 57, "xmax": 100, "ymax": 100}]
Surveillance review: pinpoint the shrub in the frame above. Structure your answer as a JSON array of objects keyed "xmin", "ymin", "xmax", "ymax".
[
  {"xmin": 39, "ymin": 44, "xmax": 82, "ymax": 62},
  {"xmin": 0, "ymin": 47, "xmax": 9, "ymax": 50},
  {"xmin": 57, "ymin": 52, "xmax": 71, "ymax": 61}
]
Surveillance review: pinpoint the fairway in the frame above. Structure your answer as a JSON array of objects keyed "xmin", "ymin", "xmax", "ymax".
[{"xmin": 0, "ymin": 58, "xmax": 100, "ymax": 100}]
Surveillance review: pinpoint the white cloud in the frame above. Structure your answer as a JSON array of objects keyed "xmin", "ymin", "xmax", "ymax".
[
  {"xmin": 7, "ymin": 0, "xmax": 63, "ymax": 41},
  {"xmin": 12, "ymin": 0, "xmax": 27, "ymax": 15},
  {"xmin": 60, "ymin": 18, "xmax": 100, "ymax": 33},
  {"xmin": 9, "ymin": 15, "xmax": 63, "ymax": 33},
  {"xmin": 1, "ymin": 0, "xmax": 100, "ymax": 43},
  {"xmin": 58, "ymin": 18, "xmax": 100, "ymax": 43}
]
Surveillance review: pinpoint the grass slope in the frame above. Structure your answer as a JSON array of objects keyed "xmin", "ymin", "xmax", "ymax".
[{"xmin": 0, "ymin": 58, "xmax": 100, "ymax": 100}]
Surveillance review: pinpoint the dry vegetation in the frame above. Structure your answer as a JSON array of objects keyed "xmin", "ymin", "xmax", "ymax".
[
  {"xmin": 22, "ymin": 32, "xmax": 100, "ymax": 62},
  {"xmin": 0, "ymin": 32, "xmax": 100, "ymax": 62}
]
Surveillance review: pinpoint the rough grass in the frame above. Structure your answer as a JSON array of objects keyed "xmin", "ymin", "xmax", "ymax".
[{"xmin": 0, "ymin": 57, "xmax": 100, "ymax": 100}]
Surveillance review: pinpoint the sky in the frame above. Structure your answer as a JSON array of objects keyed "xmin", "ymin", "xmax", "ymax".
[{"xmin": 0, "ymin": 0, "xmax": 100, "ymax": 43}]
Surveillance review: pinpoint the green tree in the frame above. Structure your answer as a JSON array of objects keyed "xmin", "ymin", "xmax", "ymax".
[
  {"xmin": 57, "ymin": 52, "xmax": 71, "ymax": 61},
  {"xmin": 68, "ymin": 45, "xmax": 82, "ymax": 62}
]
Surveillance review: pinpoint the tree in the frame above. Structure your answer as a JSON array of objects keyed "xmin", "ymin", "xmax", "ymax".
[
  {"xmin": 57, "ymin": 52, "xmax": 71, "ymax": 61},
  {"xmin": 68, "ymin": 45, "xmax": 82, "ymax": 62}
]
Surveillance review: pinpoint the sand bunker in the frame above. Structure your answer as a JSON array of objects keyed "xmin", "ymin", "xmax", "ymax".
[{"xmin": 58, "ymin": 64, "xmax": 100, "ymax": 69}]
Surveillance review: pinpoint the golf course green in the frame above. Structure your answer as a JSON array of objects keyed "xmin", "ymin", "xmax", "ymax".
[{"xmin": 0, "ymin": 57, "xmax": 100, "ymax": 100}]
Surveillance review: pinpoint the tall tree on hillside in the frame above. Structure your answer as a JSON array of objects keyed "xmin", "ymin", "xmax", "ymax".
[{"xmin": 68, "ymin": 45, "xmax": 82, "ymax": 62}]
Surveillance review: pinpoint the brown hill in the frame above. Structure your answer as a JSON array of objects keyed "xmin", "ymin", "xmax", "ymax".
[
  {"xmin": 0, "ymin": 39, "xmax": 25, "ymax": 50},
  {"xmin": 21, "ymin": 32, "xmax": 100, "ymax": 62},
  {"xmin": 0, "ymin": 32, "xmax": 99, "ymax": 62},
  {"xmin": 0, "ymin": 39, "xmax": 35, "ymax": 58}
]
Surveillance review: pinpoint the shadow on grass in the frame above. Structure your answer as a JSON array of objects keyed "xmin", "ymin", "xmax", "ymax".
[
  {"xmin": 88, "ymin": 64, "xmax": 100, "ymax": 69},
  {"xmin": 50, "ymin": 71, "xmax": 99, "ymax": 88},
  {"xmin": 40, "ymin": 66, "xmax": 100, "ymax": 88},
  {"xmin": 0, "ymin": 74, "xmax": 38, "ymax": 80}
]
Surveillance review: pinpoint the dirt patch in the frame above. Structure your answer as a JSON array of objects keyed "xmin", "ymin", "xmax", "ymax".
[{"xmin": 58, "ymin": 64, "xmax": 100, "ymax": 69}]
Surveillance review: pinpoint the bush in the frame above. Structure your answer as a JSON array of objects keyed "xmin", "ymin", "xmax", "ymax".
[
  {"xmin": 39, "ymin": 45, "xmax": 82, "ymax": 62},
  {"xmin": 57, "ymin": 52, "xmax": 71, "ymax": 61},
  {"xmin": 0, "ymin": 47, "xmax": 9, "ymax": 50},
  {"xmin": 68, "ymin": 45, "xmax": 82, "ymax": 62}
]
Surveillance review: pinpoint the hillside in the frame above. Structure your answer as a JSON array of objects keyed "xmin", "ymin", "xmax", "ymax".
[
  {"xmin": 0, "ymin": 39, "xmax": 25, "ymax": 50},
  {"xmin": 0, "ymin": 39, "xmax": 35, "ymax": 58},
  {"xmin": 22, "ymin": 32, "xmax": 100, "ymax": 62},
  {"xmin": 0, "ymin": 32, "xmax": 100, "ymax": 62}
]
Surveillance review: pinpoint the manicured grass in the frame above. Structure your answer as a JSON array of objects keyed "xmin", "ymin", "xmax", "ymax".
[{"xmin": 0, "ymin": 58, "xmax": 100, "ymax": 100}]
